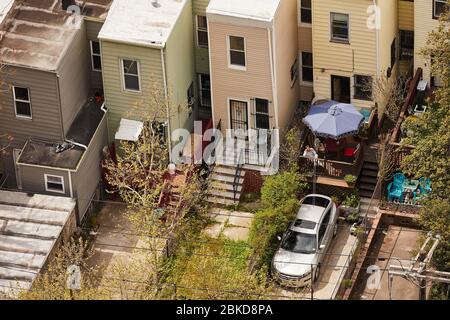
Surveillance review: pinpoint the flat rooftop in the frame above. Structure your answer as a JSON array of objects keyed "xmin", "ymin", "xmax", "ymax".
[
  {"xmin": 99, "ymin": 0, "xmax": 188, "ymax": 47},
  {"xmin": 18, "ymin": 100, "xmax": 106, "ymax": 170},
  {"xmin": 0, "ymin": 0, "xmax": 111, "ymax": 70},
  {"xmin": 207, "ymin": 0, "xmax": 281, "ymax": 22},
  {"xmin": 0, "ymin": 191, "xmax": 76, "ymax": 297}
]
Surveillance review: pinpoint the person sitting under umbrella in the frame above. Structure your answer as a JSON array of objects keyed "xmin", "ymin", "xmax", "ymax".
[{"xmin": 303, "ymin": 145, "xmax": 318, "ymax": 160}]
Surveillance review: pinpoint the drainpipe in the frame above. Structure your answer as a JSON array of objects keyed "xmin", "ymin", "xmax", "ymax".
[
  {"xmin": 267, "ymin": 26, "xmax": 279, "ymax": 130},
  {"xmin": 161, "ymin": 48, "xmax": 173, "ymax": 162}
]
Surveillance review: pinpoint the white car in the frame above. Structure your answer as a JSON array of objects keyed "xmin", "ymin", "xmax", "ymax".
[{"xmin": 271, "ymin": 194, "xmax": 338, "ymax": 287}]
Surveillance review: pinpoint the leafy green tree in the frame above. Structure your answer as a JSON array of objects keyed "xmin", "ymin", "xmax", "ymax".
[{"xmin": 261, "ymin": 170, "xmax": 308, "ymax": 209}]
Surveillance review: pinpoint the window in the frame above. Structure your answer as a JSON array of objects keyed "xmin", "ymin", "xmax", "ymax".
[
  {"xmin": 354, "ymin": 75, "xmax": 373, "ymax": 101},
  {"xmin": 331, "ymin": 13, "xmax": 349, "ymax": 43},
  {"xmin": 318, "ymin": 209, "xmax": 331, "ymax": 244},
  {"xmin": 290, "ymin": 58, "xmax": 299, "ymax": 86},
  {"xmin": 90, "ymin": 40, "xmax": 102, "ymax": 71},
  {"xmin": 301, "ymin": 52, "xmax": 313, "ymax": 83},
  {"xmin": 228, "ymin": 36, "xmax": 246, "ymax": 69},
  {"xmin": 121, "ymin": 59, "xmax": 140, "ymax": 92},
  {"xmin": 196, "ymin": 16, "xmax": 208, "ymax": 48},
  {"xmin": 45, "ymin": 174, "xmax": 65, "ymax": 194},
  {"xmin": 198, "ymin": 74, "xmax": 211, "ymax": 107},
  {"xmin": 255, "ymin": 98, "xmax": 270, "ymax": 130},
  {"xmin": 13, "ymin": 86, "xmax": 32, "ymax": 119},
  {"xmin": 391, "ymin": 37, "xmax": 397, "ymax": 68},
  {"xmin": 433, "ymin": 0, "xmax": 448, "ymax": 19},
  {"xmin": 399, "ymin": 30, "xmax": 414, "ymax": 60},
  {"xmin": 300, "ymin": 0, "xmax": 312, "ymax": 24}
]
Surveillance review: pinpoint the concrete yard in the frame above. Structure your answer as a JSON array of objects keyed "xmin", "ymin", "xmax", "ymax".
[
  {"xmin": 203, "ymin": 208, "xmax": 254, "ymax": 241},
  {"xmin": 352, "ymin": 226, "xmax": 421, "ymax": 300}
]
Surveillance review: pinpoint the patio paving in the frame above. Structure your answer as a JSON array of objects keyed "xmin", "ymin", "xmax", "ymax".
[{"xmin": 203, "ymin": 208, "xmax": 254, "ymax": 241}]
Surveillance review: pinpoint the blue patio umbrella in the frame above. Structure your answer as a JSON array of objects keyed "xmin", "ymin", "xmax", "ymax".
[{"xmin": 303, "ymin": 101, "xmax": 365, "ymax": 139}]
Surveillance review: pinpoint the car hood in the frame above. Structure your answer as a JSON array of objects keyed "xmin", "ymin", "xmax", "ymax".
[{"xmin": 273, "ymin": 249, "xmax": 317, "ymax": 277}]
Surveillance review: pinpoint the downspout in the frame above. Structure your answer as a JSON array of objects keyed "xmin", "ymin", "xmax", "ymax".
[
  {"xmin": 268, "ymin": 25, "xmax": 279, "ymax": 131},
  {"xmin": 161, "ymin": 48, "xmax": 173, "ymax": 162}
]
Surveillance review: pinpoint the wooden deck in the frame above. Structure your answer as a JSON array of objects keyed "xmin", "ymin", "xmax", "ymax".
[{"xmin": 315, "ymin": 176, "xmax": 352, "ymax": 188}]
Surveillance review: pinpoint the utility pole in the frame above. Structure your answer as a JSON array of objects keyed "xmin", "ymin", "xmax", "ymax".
[{"xmin": 388, "ymin": 233, "xmax": 450, "ymax": 300}]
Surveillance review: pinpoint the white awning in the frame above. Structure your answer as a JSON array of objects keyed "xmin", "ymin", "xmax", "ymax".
[{"xmin": 115, "ymin": 119, "xmax": 144, "ymax": 142}]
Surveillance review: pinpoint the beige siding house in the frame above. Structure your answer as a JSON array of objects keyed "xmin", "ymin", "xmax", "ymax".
[
  {"xmin": 207, "ymin": 0, "xmax": 299, "ymax": 144},
  {"xmin": 98, "ymin": 0, "xmax": 195, "ymax": 147}
]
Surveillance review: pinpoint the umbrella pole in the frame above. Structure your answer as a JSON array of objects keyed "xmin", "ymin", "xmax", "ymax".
[{"xmin": 313, "ymin": 159, "xmax": 317, "ymax": 195}]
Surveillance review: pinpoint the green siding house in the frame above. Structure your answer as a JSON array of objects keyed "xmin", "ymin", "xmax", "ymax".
[{"xmin": 98, "ymin": 0, "xmax": 196, "ymax": 146}]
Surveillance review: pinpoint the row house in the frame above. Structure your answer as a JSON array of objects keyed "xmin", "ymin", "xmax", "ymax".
[{"xmin": 0, "ymin": 0, "xmax": 112, "ymax": 224}]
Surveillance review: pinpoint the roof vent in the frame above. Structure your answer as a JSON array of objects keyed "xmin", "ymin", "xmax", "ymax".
[{"xmin": 152, "ymin": 0, "xmax": 161, "ymax": 8}]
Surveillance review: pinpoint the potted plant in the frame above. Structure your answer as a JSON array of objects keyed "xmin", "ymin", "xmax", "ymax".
[
  {"xmin": 344, "ymin": 174, "xmax": 357, "ymax": 187},
  {"xmin": 340, "ymin": 189, "xmax": 361, "ymax": 222}
]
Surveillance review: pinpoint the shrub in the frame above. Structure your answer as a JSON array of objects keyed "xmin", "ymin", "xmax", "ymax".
[
  {"xmin": 344, "ymin": 174, "xmax": 357, "ymax": 186},
  {"xmin": 342, "ymin": 189, "xmax": 360, "ymax": 208},
  {"xmin": 248, "ymin": 199, "xmax": 300, "ymax": 270},
  {"xmin": 261, "ymin": 171, "xmax": 308, "ymax": 209}
]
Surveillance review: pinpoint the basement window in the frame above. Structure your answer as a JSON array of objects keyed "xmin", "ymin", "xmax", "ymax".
[{"xmin": 45, "ymin": 174, "xmax": 65, "ymax": 194}]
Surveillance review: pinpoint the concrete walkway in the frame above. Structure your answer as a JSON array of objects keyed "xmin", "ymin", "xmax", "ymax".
[{"xmin": 203, "ymin": 208, "xmax": 254, "ymax": 241}]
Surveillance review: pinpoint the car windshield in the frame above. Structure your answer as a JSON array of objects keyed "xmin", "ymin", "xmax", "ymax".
[
  {"xmin": 302, "ymin": 196, "xmax": 330, "ymax": 208},
  {"xmin": 281, "ymin": 230, "xmax": 317, "ymax": 254}
]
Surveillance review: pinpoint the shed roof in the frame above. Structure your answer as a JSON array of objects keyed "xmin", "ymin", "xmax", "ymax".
[
  {"xmin": 0, "ymin": 191, "xmax": 76, "ymax": 298},
  {"xmin": 98, "ymin": 0, "xmax": 188, "ymax": 48}
]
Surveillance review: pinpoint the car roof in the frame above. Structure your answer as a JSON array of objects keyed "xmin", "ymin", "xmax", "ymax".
[{"xmin": 291, "ymin": 195, "xmax": 331, "ymax": 234}]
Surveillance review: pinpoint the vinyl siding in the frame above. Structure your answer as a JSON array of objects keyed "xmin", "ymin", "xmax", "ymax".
[
  {"xmin": 193, "ymin": 0, "xmax": 211, "ymax": 74},
  {"xmin": 208, "ymin": 22, "xmax": 274, "ymax": 132},
  {"xmin": 19, "ymin": 165, "xmax": 71, "ymax": 198},
  {"xmin": 312, "ymin": 0, "xmax": 377, "ymax": 109},
  {"xmin": 275, "ymin": 0, "xmax": 300, "ymax": 133},
  {"xmin": 85, "ymin": 20, "xmax": 104, "ymax": 89},
  {"xmin": 414, "ymin": 0, "xmax": 441, "ymax": 83},
  {"xmin": 0, "ymin": 66, "xmax": 63, "ymax": 148},
  {"xmin": 72, "ymin": 114, "xmax": 108, "ymax": 222},
  {"xmin": 100, "ymin": 40, "xmax": 165, "ymax": 140},
  {"xmin": 57, "ymin": 23, "xmax": 91, "ymax": 136},
  {"xmin": 165, "ymin": 0, "xmax": 195, "ymax": 132}
]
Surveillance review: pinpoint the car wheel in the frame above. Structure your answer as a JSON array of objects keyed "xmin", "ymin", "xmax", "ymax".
[
  {"xmin": 333, "ymin": 222, "xmax": 338, "ymax": 238},
  {"xmin": 314, "ymin": 265, "xmax": 321, "ymax": 283}
]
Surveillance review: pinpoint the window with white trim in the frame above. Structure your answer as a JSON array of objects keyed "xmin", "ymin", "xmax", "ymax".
[
  {"xmin": 228, "ymin": 36, "xmax": 246, "ymax": 69},
  {"xmin": 433, "ymin": 0, "xmax": 448, "ymax": 19},
  {"xmin": 196, "ymin": 15, "xmax": 208, "ymax": 48},
  {"xmin": 254, "ymin": 98, "xmax": 270, "ymax": 130},
  {"xmin": 198, "ymin": 74, "xmax": 211, "ymax": 107},
  {"xmin": 121, "ymin": 59, "xmax": 140, "ymax": 91},
  {"xmin": 300, "ymin": 0, "xmax": 312, "ymax": 24},
  {"xmin": 90, "ymin": 40, "xmax": 102, "ymax": 71},
  {"xmin": 331, "ymin": 13, "xmax": 349, "ymax": 43},
  {"xmin": 45, "ymin": 174, "xmax": 65, "ymax": 194},
  {"xmin": 301, "ymin": 52, "xmax": 313, "ymax": 83},
  {"xmin": 13, "ymin": 86, "xmax": 32, "ymax": 119}
]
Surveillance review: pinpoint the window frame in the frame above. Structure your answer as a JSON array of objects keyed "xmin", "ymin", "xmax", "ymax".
[
  {"xmin": 90, "ymin": 40, "xmax": 102, "ymax": 72},
  {"xmin": 299, "ymin": 0, "xmax": 312, "ymax": 25},
  {"xmin": 300, "ymin": 52, "xmax": 313, "ymax": 85},
  {"xmin": 44, "ymin": 174, "xmax": 65, "ymax": 194},
  {"xmin": 227, "ymin": 35, "xmax": 247, "ymax": 71},
  {"xmin": 12, "ymin": 86, "xmax": 33, "ymax": 119},
  {"xmin": 198, "ymin": 74, "xmax": 211, "ymax": 108},
  {"xmin": 196, "ymin": 15, "xmax": 209, "ymax": 48},
  {"xmin": 330, "ymin": 12, "xmax": 350, "ymax": 44},
  {"xmin": 254, "ymin": 98, "xmax": 270, "ymax": 130},
  {"xmin": 120, "ymin": 58, "xmax": 141, "ymax": 92},
  {"xmin": 433, "ymin": 0, "xmax": 448, "ymax": 19}
]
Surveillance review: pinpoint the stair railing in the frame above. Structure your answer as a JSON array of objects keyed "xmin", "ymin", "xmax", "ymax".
[{"xmin": 233, "ymin": 151, "xmax": 244, "ymax": 203}]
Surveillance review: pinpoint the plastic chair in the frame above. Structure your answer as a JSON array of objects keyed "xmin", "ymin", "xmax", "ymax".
[
  {"xmin": 418, "ymin": 178, "xmax": 432, "ymax": 194},
  {"xmin": 387, "ymin": 182, "xmax": 403, "ymax": 202},
  {"xmin": 392, "ymin": 172, "xmax": 406, "ymax": 186}
]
